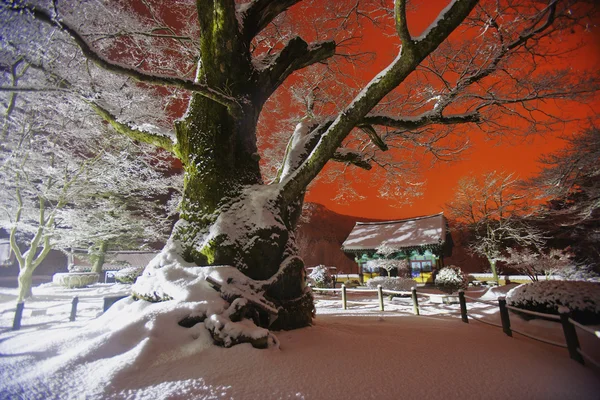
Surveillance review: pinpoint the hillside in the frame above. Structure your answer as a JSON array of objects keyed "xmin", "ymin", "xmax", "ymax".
[{"xmin": 295, "ymin": 203, "xmax": 374, "ymax": 274}]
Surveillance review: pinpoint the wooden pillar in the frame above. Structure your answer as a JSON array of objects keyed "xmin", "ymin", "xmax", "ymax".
[
  {"xmin": 458, "ymin": 290, "xmax": 468, "ymax": 323},
  {"xmin": 377, "ymin": 285, "xmax": 384, "ymax": 311},
  {"xmin": 411, "ymin": 287, "xmax": 420, "ymax": 316},
  {"xmin": 13, "ymin": 302, "xmax": 24, "ymax": 330},
  {"xmin": 342, "ymin": 285, "xmax": 347, "ymax": 310},
  {"xmin": 498, "ymin": 297, "xmax": 512, "ymax": 337},
  {"xmin": 559, "ymin": 307, "xmax": 584, "ymax": 364},
  {"xmin": 70, "ymin": 296, "xmax": 79, "ymax": 322}
]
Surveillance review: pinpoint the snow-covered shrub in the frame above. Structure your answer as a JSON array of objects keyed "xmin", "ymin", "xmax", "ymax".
[
  {"xmin": 366, "ymin": 276, "xmax": 416, "ymax": 292},
  {"xmin": 435, "ymin": 266, "xmax": 468, "ymax": 294},
  {"xmin": 52, "ymin": 272, "xmax": 99, "ymax": 288},
  {"xmin": 114, "ymin": 266, "xmax": 145, "ymax": 284},
  {"xmin": 558, "ymin": 265, "xmax": 600, "ymax": 282},
  {"xmin": 500, "ymin": 248, "xmax": 573, "ymax": 281},
  {"xmin": 506, "ymin": 280, "xmax": 600, "ymax": 324},
  {"xmin": 307, "ymin": 265, "xmax": 334, "ymax": 288}
]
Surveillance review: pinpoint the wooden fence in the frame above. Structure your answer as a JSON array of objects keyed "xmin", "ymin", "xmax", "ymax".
[
  {"xmin": 11, "ymin": 295, "xmax": 128, "ymax": 330},
  {"xmin": 312, "ymin": 284, "xmax": 600, "ymax": 370}
]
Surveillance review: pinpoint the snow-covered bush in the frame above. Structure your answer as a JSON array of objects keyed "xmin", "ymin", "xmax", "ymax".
[
  {"xmin": 500, "ymin": 248, "xmax": 573, "ymax": 281},
  {"xmin": 435, "ymin": 266, "xmax": 468, "ymax": 294},
  {"xmin": 307, "ymin": 265, "xmax": 334, "ymax": 288},
  {"xmin": 366, "ymin": 276, "xmax": 416, "ymax": 292},
  {"xmin": 114, "ymin": 266, "xmax": 145, "ymax": 284},
  {"xmin": 558, "ymin": 265, "xmax": 600, "ymax": 282},
  {"xmin": 52, "ymin": 272, "xmax": 99, "ymax": 288},
  {"xmin": 507, "ymin": 280, "xmax": 600, "ymax": 324}
]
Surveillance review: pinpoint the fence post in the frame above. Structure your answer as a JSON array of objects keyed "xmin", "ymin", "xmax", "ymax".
[
  {"xmin": 70, "ymin": 296, "xmax": 79, "ymax": 322},
  {"xmin": 342, "ymin": 284, "xmax": 347, "ymax": 310},
  {"xmin": 377, "ymin": 285, "xmax": 384, "ymax": 311},
  {"xmin": 498, "ymin": 296, "xmax": 512, "ymax": 337},
  {"xmin": 559, "ymin": 307, "xmax": 584, "ymax": 365},
  {"xmin": 13, "ymin": 302, "xmax": 24, "ymax": 331},
  {"xmin": 411, "ymin": 287, "xmax": 420, "ymax": 316},
  {"xmin": 458, "ymin": 290, "xmax": 468, "ymax": 323}
]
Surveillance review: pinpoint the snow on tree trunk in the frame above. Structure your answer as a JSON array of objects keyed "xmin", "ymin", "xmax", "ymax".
[{"xmin": 17, "ymin": 267, "xmax": 33, "ymax": 303}]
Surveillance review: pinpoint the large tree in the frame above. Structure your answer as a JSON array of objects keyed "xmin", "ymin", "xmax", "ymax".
[{"xmin": 1, "ymin": 0, "xmax": 598, "ymax": 342}]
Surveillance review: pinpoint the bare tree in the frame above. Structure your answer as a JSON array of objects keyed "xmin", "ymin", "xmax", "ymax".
[
  {"xmin": 1, "ymin": 0, "xmax": 598, "ymax": 344},
  {"xmin": 446, "ymin": 171, "xmax": 544, "ymax": 283}
]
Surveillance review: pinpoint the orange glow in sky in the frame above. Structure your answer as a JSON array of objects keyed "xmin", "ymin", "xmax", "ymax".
[{"xmin": 305, "ymin": 1, "xmax": 600, "ymax": 219}]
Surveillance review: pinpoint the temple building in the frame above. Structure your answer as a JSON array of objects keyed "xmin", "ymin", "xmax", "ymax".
[{"xmin": 341, "ymin": 213, "xmax": 453, "ymax": 284}]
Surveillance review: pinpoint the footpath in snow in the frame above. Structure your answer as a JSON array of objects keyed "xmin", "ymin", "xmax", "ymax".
[{"xmin": 0, "ymin": 283, "xmax": 598, "ymax": 399}]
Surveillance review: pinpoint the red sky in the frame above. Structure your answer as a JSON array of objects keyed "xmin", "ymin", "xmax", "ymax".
[{"xmin": 305, "ymin": 1, "xmax": 600, "ymax": 220}]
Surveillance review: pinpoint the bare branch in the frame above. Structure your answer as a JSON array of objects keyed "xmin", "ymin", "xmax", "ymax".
[
  {"xmin": 357, "ymin": 124, "xmax": 388, "ymax": 151},
  {"xmin": 256, "ymin": 37, "xmax": 336, "ymax": 103},
  {"xmin": 86, "ymin": 102, "xmax": 176, "ymax": 155},
  {"xmin": 331, "ymin": 150, "xmax": 372, "ymax": 170},
  {"xmin": 240, "ymin": 0, "xmax": 302, "ymax": 41}
]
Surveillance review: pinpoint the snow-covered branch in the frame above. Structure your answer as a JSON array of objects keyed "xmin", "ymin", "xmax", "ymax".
[
  {"xmin": 1, "ymin": 1, "xmax": 237, "ymax": 109},
  {"xmin": 280, "ymin": 0, "xmax": 479, "ymax": 204},
  {"xmin": 87, "ymin": 101, "xmax": 176, "ymax": 155},
  {"xmin": 331, "ymin": 150, "xmax": 372, "ymax": 170}
]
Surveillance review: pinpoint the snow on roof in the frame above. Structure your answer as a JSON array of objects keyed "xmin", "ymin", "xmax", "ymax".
[{"xmin": 342, "ymin": 212, "xmax": 447, "ymax": 252}]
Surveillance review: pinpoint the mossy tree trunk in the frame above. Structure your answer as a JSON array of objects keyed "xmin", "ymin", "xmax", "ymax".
[{"xmin": 90, "ymin": 241, "xmax": 108, "ymax": 274}]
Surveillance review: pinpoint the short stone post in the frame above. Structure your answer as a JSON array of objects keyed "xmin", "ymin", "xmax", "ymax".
[
  {"xmin": 498, "ymin": 296, "xmax": 512, "ymax": 337},
  {"xmin": 13, "ymin": 302, "xmax": 24, "ymax": 331},
  {"xmin": 70, "ymin": 296, "xmax": 79, "ymax": 322},
  {"xmin": 559, "ymin": 307, "xmax": 584, "ymax": 364},
  {"xmin": 342, "ymin": 284, "xmax": 347, "ymax": 310},
  {"xmin": 458, "ymin": 290, "xmax": 468, "ymax": 323},
  {"xmin": 411, "ymin": 287, "xmax": 420, "ymax": 316},
  {"xmin": 377, "ymin": 285, "xmax": 384, "ymax": 311}
]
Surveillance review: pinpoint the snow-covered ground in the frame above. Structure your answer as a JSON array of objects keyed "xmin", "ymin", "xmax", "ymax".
[{"xmin": 0, "ymin": 283, "xmax": 598, "ymax": 399}]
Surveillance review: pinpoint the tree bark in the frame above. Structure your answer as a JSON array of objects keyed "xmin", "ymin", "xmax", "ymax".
[
  {"xmin": 91, "ymin": 241, "xmax": 108, "ymax": 274},
  {"xmin": 17, "ymin": 267, "xmax": 33, "ymax": 303}
]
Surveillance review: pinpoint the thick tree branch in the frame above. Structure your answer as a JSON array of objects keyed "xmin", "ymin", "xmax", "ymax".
[
  {"xmin": 363, "ymin": 112, "xmax": 481, "ymax": 130},
  {"xmin": 87, "ymin": 102, "xmax": 176, "ymax": 155},
  {"xmin": 257, "ymin": 37, "xmax": 336, "ymax": 104},
  {"xmin": 331, "ymin": 151, "xmax": 372, "ymax": 170},
  {"xmin": 357, "ymin": 125, "xmax": 388, "ymax": 151},
  {"xmin": 1, "ymin": 1, "xmax": 237, "ymax": 109},
  {"xmin": 240, "ymin": 0, "xmax": 302, "ymax": 41},
  {"xmin": 280, "ymin": 0, "xmax": 479, "ymax": 205},
  {"xmin": 394, "ymin": 0, "xmax": 412, "ymax": 46}
]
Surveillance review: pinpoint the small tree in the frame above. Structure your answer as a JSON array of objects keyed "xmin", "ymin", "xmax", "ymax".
[
  {"xmin": 447, "ymin": 171, "xmax": 544, "ymax": 284},
  {"xmin": 500, "ymin": 247, "xmax": 573, "ymax": 281}
]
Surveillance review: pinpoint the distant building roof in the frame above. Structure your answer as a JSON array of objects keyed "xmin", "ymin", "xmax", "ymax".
[{"xmin": 342, "ymin": 213, "xmax": 449, "ymax": 253}]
